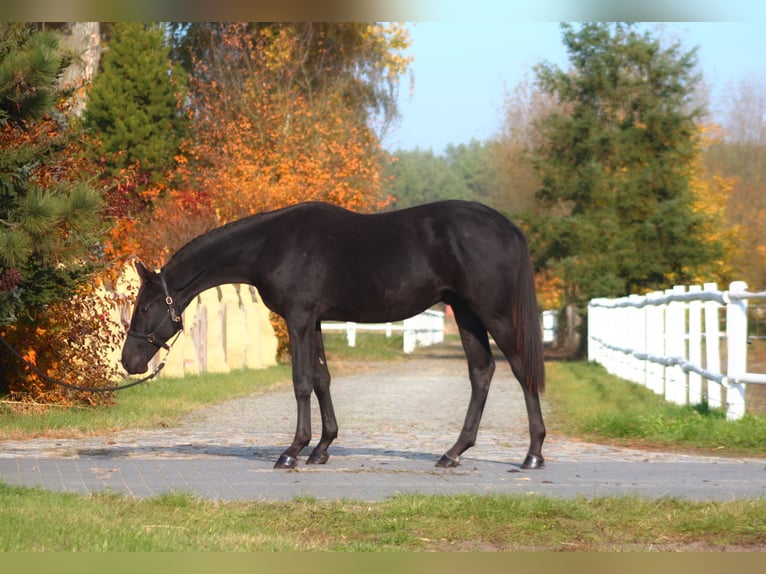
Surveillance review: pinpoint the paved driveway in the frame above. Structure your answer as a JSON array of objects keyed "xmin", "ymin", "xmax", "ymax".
[{"xmin": 1, "ymin": 343, "xmax": 764, "ymax": 501}]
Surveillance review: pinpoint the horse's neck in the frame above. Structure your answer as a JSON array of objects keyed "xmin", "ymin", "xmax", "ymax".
[{"xmin": 162, "ymin": 222, "xmax": 263, "ymax": 311}]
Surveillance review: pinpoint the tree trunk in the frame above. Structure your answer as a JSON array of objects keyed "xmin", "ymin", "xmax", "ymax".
[
  {"xmin": 544, "ymin": 304, "xmax": 587, "ymax": 360},
  {"xmin": 58, "ymin": 22, "xmax": 101, "ymax": 117}
]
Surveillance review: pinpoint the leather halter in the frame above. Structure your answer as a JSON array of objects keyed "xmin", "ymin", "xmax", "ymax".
[{"xmin": 127, "ymin": 272, "xmax": 183, "ymax": 351}]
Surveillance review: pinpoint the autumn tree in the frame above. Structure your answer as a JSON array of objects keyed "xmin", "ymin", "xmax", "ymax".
[
  {"xmin": 491, "ymin": 77, "xmax": 560, "ymax": 218},
  {"xmin": 133, "ymin": 22, "xmax": 411, "ymax": 262},
  {"xmin": 527, "ymin": 23, "xmax": 720, "ymax": 308},
  {"xmin": 686, "ymin": 124, "xmax": 741, "ymax": 285},
  {"xmin": 705, "ymin": 74, "xmax": 766, "ymax": 288}
]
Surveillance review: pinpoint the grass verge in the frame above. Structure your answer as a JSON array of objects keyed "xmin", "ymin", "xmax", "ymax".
[
  {"xmin": 544, "ymin": 361, "xmax": 766, "ymax": 457},
  {"xmin": 0, "ymin": 365, "xmax": 292, "ymax": 439},
  {"xmin": 0, "ymin": 332, "xmax": 401, "ymax": 439},
  {"xmin": 0, "ymin": 484, "xmax": 764, "ymax": 551}
]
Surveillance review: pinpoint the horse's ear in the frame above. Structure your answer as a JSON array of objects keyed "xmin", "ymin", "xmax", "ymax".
[{"xmin": 135, "ymin": 260, "xmax": 154, "ymax": 283}]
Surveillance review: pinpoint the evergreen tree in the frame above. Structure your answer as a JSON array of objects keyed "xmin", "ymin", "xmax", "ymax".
[
  {"xmin": 527, "ymin": 23, "xmax": 719, "ymax": 306},
  {"xmin": 384, "ymin": 148, "xmax": 471, "ymax": 209},
  {"xmin": 0, "ymin": 23, "xmax": 104, "ymax": 327},
  {"xmin": 83, "ymin": 22, "xmax": 187, "ymax": 182},
  {"xmin": 0, "ymin": 24, "xmax": 59, "ymax": 124},
  {"xmin": 383, "ymin": 141, "xmax": 501, "ymax": 209}
]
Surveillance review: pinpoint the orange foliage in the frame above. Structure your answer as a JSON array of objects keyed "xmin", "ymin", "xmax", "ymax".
[
  {"xmin": 683, "ymin": 123, "xmax": 743, "ymax": 285},
  {"xmin": 176, "ymin": 27, "xmax": 392, "ymax": 228},
  {"xmin": 183, "ymin": 91, "xmax": 389, "ymax": 225},
  {"xmin": 1, "ymin": 284, "xmax": 122, "ymax": 406}
]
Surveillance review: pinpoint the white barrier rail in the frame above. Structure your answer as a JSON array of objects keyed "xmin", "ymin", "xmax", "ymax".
[
  {"xmin": 322, "ymin": 309, "xmax": 445, "ymax": 353},
  {"xmin": 588, "ymin": 281, "xmax": 766, "ymax": 420}
]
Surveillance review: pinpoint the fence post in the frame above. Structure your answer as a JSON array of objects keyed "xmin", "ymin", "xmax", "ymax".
[
  {"xmin": 688, "ymin": 285, "xmax": 703, "ymax": 405},
  {"xmin": 665, "ymin": 286, "xmax": 687, "ymax": 405},
  {"xmin": 191, "ymin": 301, "xmax": 207, "ymax": 372},
  {"xmin": 403, "ymin": 322, "xmax": 416, "ymax": 353},
  {"xmin": 346, "ymin": 322, "xmax": 357, "ymax": 348},
  {"xmin": 703, "ymin": 282, "xmax": 722, "ymax": 408},
  {"xmin": 628, "ymin": 294, "xmax": 644, "ymax": 385},
  {"xmin": 726, "ymin": 281, "xmax": 748, "ymax": 420},
  {"xmin": 587, "ymin": 302, "xmax": 598, "ymax": 362},
  {"xmin": 645, "ymin": 291, "xmax": 664, "ymax": 395}
]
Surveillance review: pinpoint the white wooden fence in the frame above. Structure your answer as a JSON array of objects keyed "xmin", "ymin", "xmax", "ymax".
[
  {"xmin": 322, "ymin": 308, "xmax": 445, "ymax": 353},
  {"xmin": 588, "ymin": 281, "xmax": 766, "ymax": 420}
]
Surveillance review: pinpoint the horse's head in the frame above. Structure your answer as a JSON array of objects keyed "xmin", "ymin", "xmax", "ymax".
[{"xmin": 121, "ymin": 261, "xmax": 183, "ymax": 374}]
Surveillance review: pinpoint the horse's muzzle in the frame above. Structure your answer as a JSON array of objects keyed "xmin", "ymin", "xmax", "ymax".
[{"xmin": 121, "ymin": 355, "xmax": 149, "ymax": 375}]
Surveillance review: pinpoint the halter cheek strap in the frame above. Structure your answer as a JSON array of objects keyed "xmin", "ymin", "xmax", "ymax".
[
  {"xmin": 159, "ymin": 273, "xmax": 183, "ymax": 328},
  {"xmin": 128, "ymin": 271, "xmax": 183, "ymax": 350}
]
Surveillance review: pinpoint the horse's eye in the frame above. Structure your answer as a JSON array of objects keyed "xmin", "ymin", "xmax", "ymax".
[{"xmin": 141, "ymin": 305, "xmax": 150, "ymax": 313}]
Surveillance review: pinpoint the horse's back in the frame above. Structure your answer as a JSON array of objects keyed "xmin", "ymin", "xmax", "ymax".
[
  {"xmin": 254, "ymin": 200, "xmax": 529, "ymax": 322},
  {"xmin": 292, "ymin": 200, "xmax": 522, "ymax": 246}
]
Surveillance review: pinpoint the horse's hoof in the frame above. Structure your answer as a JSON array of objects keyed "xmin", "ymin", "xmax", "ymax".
[
  {"xmin": 307, "ymin": 450, "xmax": 329, "ymax": 465},
  {"xmin": 274, "ymin": 454, "xmax": 298, "ymax": 469},
  {"xmin": 436, "ymin": 454, "xmax": 459, "ymax": 468},
  {"xmin": 521, "ymin": 453, "xmax": 544, "ymax": 469}
]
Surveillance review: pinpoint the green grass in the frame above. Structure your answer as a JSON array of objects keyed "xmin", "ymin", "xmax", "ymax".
[
  {"xmin": 322, "ymin": 331, "xmax": 408, "ymax": 362},
  {"xmin": 0, "ymin": 365, "xmax": 292, "ymax": 439},
  {"xmin": 0, "ymin": 484, "xmax": 763, "ymax": 551},
  {"xmin": 545, "ymin": 361, "xmax": 766, "ymax": 456}
]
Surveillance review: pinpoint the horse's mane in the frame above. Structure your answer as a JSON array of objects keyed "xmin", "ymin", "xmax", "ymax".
[{"xmin": 165, "ymin": 212, "xmax": 263, "ymax": 268}]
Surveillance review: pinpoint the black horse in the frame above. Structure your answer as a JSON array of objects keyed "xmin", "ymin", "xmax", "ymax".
[{"xmin": 121, "ymin": 200, "xmax": 546, "ymax": 470}]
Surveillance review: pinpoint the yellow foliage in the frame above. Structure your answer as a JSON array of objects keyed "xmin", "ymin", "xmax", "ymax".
[
  {"xmin": 683, "ymin": 123, "xmax": 742, "ymax": 284},
  {"xmin": 535, "ymin": 268, "xmax": 565, "ymax": 311}
]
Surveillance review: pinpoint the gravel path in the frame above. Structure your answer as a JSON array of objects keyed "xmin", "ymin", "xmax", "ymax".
[{"xmin": 1, "ymin": 342, "xmax": 764, "ymax": 501}]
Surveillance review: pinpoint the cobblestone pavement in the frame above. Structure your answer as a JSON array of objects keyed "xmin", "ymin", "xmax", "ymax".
[{"xmin": 1, "ymin": 344, "xmax": 764, "ymax": 501}]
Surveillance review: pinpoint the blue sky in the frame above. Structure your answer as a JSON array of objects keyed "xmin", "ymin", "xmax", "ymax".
[{"xmin": 383, "ymin": 19, "xmax": 766, "ymax": 153}]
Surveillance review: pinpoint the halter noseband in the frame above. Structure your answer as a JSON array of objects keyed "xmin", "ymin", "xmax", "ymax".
[{"xmin": 128, "ymin": 272, "xmax": 183, "ymax": 351}]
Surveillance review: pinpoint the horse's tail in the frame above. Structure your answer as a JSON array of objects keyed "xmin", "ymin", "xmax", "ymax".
[{"xmin": 511, "ymin": 232, "xmax": 545, "ymax": 395}]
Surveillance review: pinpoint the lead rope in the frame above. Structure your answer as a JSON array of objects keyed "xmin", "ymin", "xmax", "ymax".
[{"xmin": 0, "ymin": 330, "xmax": 181, "ymax": 393}]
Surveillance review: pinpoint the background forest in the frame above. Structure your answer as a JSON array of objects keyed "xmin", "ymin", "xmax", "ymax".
[{"xmin": 0, "ymin": 22, "xmax": 761, "ymax": 403}]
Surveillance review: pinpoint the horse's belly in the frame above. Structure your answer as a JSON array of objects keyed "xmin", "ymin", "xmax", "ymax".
[{"xmin": 322, "ymin": 284, "xmax": 442, "ymax": 324}]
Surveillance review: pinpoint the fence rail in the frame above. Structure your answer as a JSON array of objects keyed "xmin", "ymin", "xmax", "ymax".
[
  {"xmin": 588, "ymin": 281, "xmax": 766, "ymax": 420},
  {"xmin": 322, "ymin": 309, "xmax": 445, "ymax": 353}
]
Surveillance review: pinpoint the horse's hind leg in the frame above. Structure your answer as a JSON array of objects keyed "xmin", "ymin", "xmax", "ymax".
[
  {"xmin": 307, "ymin": 327, "xmax": 338, "ymax": 465},
  {"xmin": 437, "ymin": 302, "xmax": 495, "ymax": 468},
  {"xmin": 489, "ymin": 326, "xmax": 546, "ymax": 469}
]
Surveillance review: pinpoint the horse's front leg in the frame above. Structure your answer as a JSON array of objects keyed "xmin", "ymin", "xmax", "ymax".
[{"xmin": 274, "ymin": 320, "xmax": 316, "ymax": 469}]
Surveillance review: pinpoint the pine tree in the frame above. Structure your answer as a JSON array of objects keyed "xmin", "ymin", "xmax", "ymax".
[
  {"xmin": 0, "ymin": 24, "xmax": 104, "ymax": 327},
  {"xmin": 83, "ymin": 22, "xmax": 187, "ymax": 182},
  {"xmin": 0, "ymin": 25, "xmax": 59, "ymax": 123}
]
